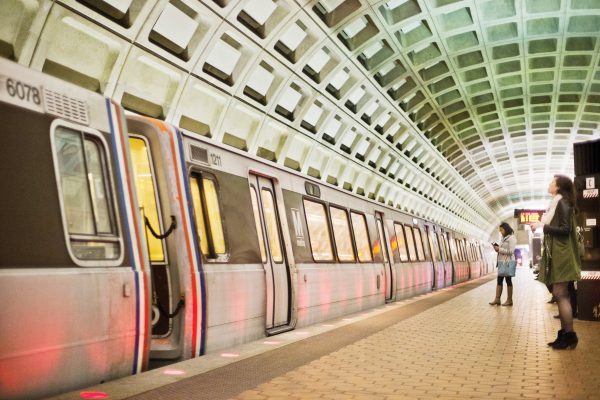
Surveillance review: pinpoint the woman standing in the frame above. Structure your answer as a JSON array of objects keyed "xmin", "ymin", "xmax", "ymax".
[
  {"xmin": 489, "ymin": 222, "xmax": 517, "ymax": 306},
  {"xmin": 532, "ymin": 175, "xmax": 581, "ymax": 350}
]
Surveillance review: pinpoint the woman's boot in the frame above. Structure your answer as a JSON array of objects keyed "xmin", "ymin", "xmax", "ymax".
[
  {"xmin": 489, "ymin": 285, "xmax": 502, "ymax": 305},
  {"xmin": 552, "ymin": 331, "xmax": 578, "ymax": 350},
  {"xmin": 502, "ymin": 286, "xmax": 513, "ymax": 306},
  {"xmin": 547, "ymin": 329, "xmax": 564, "ymax": 346}
]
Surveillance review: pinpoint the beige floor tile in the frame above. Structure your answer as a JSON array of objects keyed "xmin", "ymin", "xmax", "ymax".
[{"xmin": 231, "ymin": 269, "xmax": 600, "ymax": 400}]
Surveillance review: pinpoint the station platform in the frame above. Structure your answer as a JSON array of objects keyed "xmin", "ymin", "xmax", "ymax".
[{"xmin": 54, "ymin": 268, "xmax": 600, "ymax": 400}]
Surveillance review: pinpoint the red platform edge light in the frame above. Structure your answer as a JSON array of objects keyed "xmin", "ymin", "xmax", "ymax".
[
  {"xmin": 163, "ymin": 368, "xmax": 186, "ymax": 376},
  {"xmin": 80, "ymin": 391, "xmax": 109, "ymax": 399}
]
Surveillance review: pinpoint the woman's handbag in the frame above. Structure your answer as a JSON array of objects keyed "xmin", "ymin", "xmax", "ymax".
[
  {"xmin": 542, "ymin": 234, "xmax": 552, "ymax": 278},
  {"xmin": 497, "ymin": 259, "xmax": 517, "ymax": 277}
]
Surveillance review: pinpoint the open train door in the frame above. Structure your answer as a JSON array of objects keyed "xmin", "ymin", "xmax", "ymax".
[
  {"xmin": 126, "ymin": 117, "xmax": 205, "ymax": 361},
  {"xmin": 375, "ymin": 212, "xmax": 394, "ymax": 302},
  {"xmin": 249, "ymin": 173, "xmax": 293, "ymax": 335}
]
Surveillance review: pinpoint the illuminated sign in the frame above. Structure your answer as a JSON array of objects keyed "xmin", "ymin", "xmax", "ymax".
[{"xmin": 515, "ymin": 209, "xmax": 545, "ymax": 224}]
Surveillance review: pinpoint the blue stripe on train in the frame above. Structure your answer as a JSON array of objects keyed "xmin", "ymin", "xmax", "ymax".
[
  {"xmin": 173, "ymin": 127, "xmax": 207, "ymax": 356},
  {"xmin": 105, "ymin": 99, "xmax": 141, "ymax": 374}
]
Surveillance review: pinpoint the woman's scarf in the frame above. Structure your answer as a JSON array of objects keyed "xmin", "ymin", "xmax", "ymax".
[{"xmin": 541, "ymin": 194, "xmax": 562, "ymax": 225}]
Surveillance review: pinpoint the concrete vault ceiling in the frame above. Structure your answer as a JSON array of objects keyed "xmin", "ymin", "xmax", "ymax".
[
  {"xmin": 310, "ymin": 0, "xmax": 600, "ymax": 231},
  {"xmin": 4, "ymin": 0, "xmax": 600, "ymax": 237}
]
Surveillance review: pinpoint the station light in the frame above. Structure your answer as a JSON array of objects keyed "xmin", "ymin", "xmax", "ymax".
[{"xmin": 80, "ymin": 392, "xmax": 109, "ymax": 399}]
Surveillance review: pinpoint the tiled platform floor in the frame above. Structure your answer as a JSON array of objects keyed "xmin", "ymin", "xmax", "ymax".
[
  {"xmin": 233, "ymin": 268, "xmax": 600, "ymax": 400},
  {"xmin": 55, "ymin": 268, "xmax": 600, "ymax": 400}
]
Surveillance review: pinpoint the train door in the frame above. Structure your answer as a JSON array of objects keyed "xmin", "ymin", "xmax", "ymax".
[
  {"xmin": 426, "ymin": 227, "xmax": 443, "ymax": 289},
  {"xmin": 129, "ymin": 134, "xmax": 183, "ymax": 357},
  {"xmin": 440, "ymin": 232, "xmax": 453, "ymax": 287},
  {"xmin": 249, "ymin": 174, "xmax": 292, "ymax": 334},
  {"xmin": 445, "ymin": 234, "xmax": 456, "ymax": 285},
  {"xmin": 126, "ymin": 117, "xmax": 208, "ymax": 360},
  {"xmin": 375, "ymin": 212, "xmax": 394, "ymax": 301}
]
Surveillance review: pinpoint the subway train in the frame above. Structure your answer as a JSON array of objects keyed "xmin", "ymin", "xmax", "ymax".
[{"xmin": 0, "ymin": 59, "xmax": 496, "ymax": 400}]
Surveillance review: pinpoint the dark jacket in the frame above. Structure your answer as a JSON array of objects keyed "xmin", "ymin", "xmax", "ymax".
[{"xmin": 538, "ymin": 199, "xmax": 581, "ymax": 284}]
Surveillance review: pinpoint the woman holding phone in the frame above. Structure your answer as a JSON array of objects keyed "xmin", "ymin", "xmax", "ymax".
[{"xmin": 489, "ymin": 222, "xmax": 517, "ymax": 306}]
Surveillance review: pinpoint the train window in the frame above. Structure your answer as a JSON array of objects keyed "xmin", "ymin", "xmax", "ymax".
[
  {"xmin": 53, "ymin": 125, "xmax": 121, "ymax": 262},
  {"xmin": 261, "ymin": 189, "xmax": 283, "ymax": 263},
  {"xmin": 375, "ymin": 218, "xmax": 388, "ymax": 263},
  {"xmin": 190, "ymin": 178, "xmax": 209, "ymax": 256},
  {"xmin": 454, "ymin": 239, "xmax": 460, "ymax": 260},
  {"xmin": 330, "ymin": 206, "xmax": 355, "ymax": 262},
  {"xmin": 455, "ymin": 239, "xmax": 462, "ymax": 261},
  {"xmin": 443, "ymin": 236, "xmax": 452, "ymax": 261},
  {"xmin": 404, "ymin": 226, "xmax": 417, "ymax": 262},
  {"xmin": 439, "ymin": 234, "xmax": 447, "ymax": 262},
  {"xmin": 444, "ymin": 236, "xmax": 451, "ymax": 261},
  {"xmin": 303, "ymin": 199, "xmax": 333, "ymax": 261},
  {"xmin": 420, "ymin": 228, "xmax": 431, "ymax": 261},
  {"xmin": 429, "ymin": 231, "xmax": 441, "ymax": 262},
  {"xmin": 350, "ymin": 212, "xmax": 372, "ymax": 262},
  {"xmin": 393, "ymin": 223, "xmax": 409, "ymax": 262},
  {"xmin": 435, "ymin": 233, "xmax": 443, "ymax": 262},
  {"xmin": 129, "ymin": 136, "xmax": 165, "ymax": 263},
  {"xmin": 249, "ymin": 188, "xmax": 267, "ymax": 263},
  {"xmin": 189, "ymin": 173, "xmax": 227, "ymax": 259},
  {"xmin": 454, "ymin": 239, "xmax": 460, "ymax": 261},
  {"xmin": 414, "ymin": 228, "xmax": 426, "ymax": 261}
]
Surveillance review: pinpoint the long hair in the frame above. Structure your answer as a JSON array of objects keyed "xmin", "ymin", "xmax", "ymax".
[
  {"xmin": 554, "ymin": 174, "xmax": 576, "ymax": 207},
  {"xmin": 499, "ymin": 222, "xmax": 514, "ymax": 236}
]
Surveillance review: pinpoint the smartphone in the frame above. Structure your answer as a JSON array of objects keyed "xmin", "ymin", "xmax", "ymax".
[{"xmin": 491, "ymin": 242, "xmax": 499, "ymax": 247}]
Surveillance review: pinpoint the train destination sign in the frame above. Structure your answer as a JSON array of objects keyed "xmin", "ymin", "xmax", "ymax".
[{"xmin": 514, "ymin": 209, "xmax": 545, "ymax": 224}]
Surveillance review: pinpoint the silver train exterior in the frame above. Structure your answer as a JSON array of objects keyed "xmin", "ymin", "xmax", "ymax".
[{"xmin": 0, "ymin": 59, "xmax": 496, "ymax": 400}]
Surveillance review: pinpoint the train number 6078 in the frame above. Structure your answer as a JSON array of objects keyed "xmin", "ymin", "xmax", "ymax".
[{"xmin": 6, "ymin": 78, "xmax": 41, "ymax": 105}]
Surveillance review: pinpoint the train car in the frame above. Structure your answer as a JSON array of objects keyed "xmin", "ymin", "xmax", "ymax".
[
  {"xmin": 0, "ymin": 59, "xmax": 151, "ymax": 399},
  {"xmin": 0, "ymin": 60, "xmax": 494, "ymax": 399}
]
